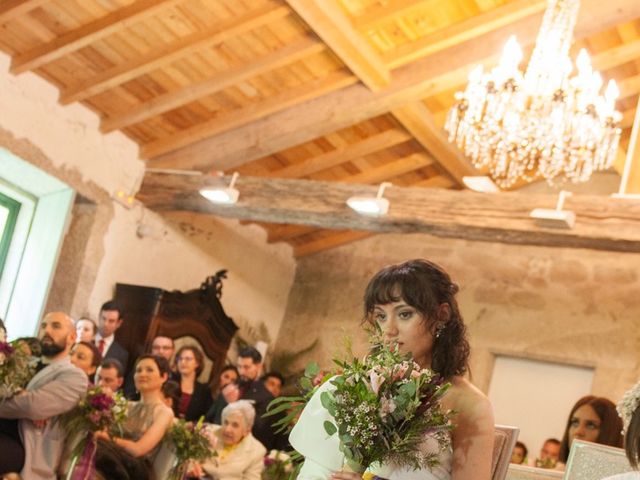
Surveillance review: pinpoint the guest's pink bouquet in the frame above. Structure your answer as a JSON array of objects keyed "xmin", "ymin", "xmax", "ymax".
[{"xmin": 61, "ymin": 386, "xmax": 128, "ymax": 480}]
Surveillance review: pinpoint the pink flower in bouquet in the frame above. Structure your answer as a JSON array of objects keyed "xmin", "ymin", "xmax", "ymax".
[
  {"xmin": 379, "ymin": 397, "xmax": 397, "ymax": 419},
  {"xmin": 89, "ymin": 392, "xmax": 115, "ymax": 411},
  {"xmin": 369, "ymin": 370, "xmax": 385, "ymax": 395}
]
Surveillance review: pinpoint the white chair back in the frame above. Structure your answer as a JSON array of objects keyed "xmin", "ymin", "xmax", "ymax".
[
  {"xmin": 563, "ymin": 440, "xmax": 633, "ymax": 480},
  {"xmin": 506, "ymin": 464, "xmax": 563, "ymax": 480},
  {"xmin": 493, "ymin": 425, "xmax": 520, "ymax": 480}
]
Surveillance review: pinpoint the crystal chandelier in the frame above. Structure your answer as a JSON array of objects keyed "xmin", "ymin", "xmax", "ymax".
[{"xmin": 445, "ymin": 0, "xmax": 622, "ymax": 189}]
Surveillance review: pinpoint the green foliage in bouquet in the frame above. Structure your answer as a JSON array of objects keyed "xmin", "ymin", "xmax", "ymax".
[
  {"xmin": 321, "ymin": 328, "xmax": 453, "ymax": 472},
  {"xmin": 165, "ymin": 417, "xmax": 215, "ymax": 480},
  {"xmin": 265, "ymin": 361, "xmax": 330, "ymax": 435},
  {"xmin": 262, "ymin": 449, "xmax": 295, "ymax": 480}
]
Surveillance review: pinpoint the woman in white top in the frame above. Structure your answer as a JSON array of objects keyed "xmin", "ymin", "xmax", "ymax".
[{"xmin": 290, "ymin": 259, "xmax": 495, "ymax": 480}]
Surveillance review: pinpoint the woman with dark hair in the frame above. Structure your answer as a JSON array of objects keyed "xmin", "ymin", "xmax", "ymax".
[
  {"xmin": 70, "ymin": 340, "xmax": 102, "ymax": 379},
  {"xmin": 290, "ymin": 259, "xmax": 495, "ymax": 480},
  {"xmin": 558, "ymin": 395, "xmax": 623, "ymax": 465},
  {"xmin": 92, "ymin": 354, "xmax": 174, "ymax": 480},
  {"xmin": 174, "ymin": 344, "xmax": 212, "ymax": 421}
]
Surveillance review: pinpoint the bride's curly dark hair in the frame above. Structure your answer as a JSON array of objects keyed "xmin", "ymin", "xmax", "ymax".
[{"xmin": 363, "ymin": 259, "xmax": 470, "ymax": 379}]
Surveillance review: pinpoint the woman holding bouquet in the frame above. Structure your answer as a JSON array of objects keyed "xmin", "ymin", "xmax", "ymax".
[
  {"xmin": 93, "ymin": 354, "xmax": 174, "ymax": 479},
  {"xmin": 290, "ymin": 259, "xmax": 495, "ymax": 480}
]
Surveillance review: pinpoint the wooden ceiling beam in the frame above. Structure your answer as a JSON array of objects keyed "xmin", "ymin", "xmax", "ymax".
[
  {"xmin": 391, "ymin": 102, "xmax": 474, "ymax": 183},
  {"xmin": 382, "ymin": 0, "xmax": 547, "ymax": 69},
  {"xmin": 60, "ymin": 4, "xmax": 291, "ymax": 105},
  {"xmin": 145, "ymin": 0, "xmax": 640, "ymax": 173},
  {"xmin": 11, "ymin": 0, "xmax": 182, "ymax": 74},
  {"xmin": 142, "ymin": 70, "xmax": 357, "ymax": 160},
  {"xmin": 336, "ymin": 152, "xmax": 434, "ymax": 184},
  {"xmin": 268, "ymin": 224, "xmax": 316, "ymax": 243},
  {"xmin": 286, "ymin": 0, "xmax": 389, "ymax": 90},
  {"xmin": 263, "ymin": 129, "xmax": 412, "ymax": 179},
  {"xmin": 294, "ymin": 231, "xmax": 372, "ymax": 257},
  {"xmin": 137, "ymin": 172, "xmax": 640, "ymax": 253},
  {"xmin": 101, "ymin": 38, "xmax": 324, "ymax": 132},
  {"xmin": 0, "ymin": 0, "xmax": 48, "ymax": 24}
]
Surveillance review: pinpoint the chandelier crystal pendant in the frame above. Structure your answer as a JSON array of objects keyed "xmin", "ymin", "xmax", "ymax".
[{"xmin": 445, "ymin": 0, "xmax": 622, "ymax": 189}]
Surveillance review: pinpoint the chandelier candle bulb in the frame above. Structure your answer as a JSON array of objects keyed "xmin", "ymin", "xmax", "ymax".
[{"xmin": 445, "ymin": 0, "xmax": 622, "ymax": 188}]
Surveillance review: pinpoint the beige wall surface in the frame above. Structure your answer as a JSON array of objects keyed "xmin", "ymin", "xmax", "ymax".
[
  {"xmin": 0, "ymin": 51, "xmax": 296, "ymax": 344},
  {"xmin": 275, "ymin": 232, "xmax": 640, "ymax": 403}
]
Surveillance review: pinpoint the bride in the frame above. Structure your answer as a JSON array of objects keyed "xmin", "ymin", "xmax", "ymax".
[{"xmin": 290, "ymin": 259, "xmax": 495, "ymax": 480}]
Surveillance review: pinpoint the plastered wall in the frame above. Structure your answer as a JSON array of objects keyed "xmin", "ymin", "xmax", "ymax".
[{"xmin": 0, "ymin": 51, "xmax": 296, "ymax": 345}]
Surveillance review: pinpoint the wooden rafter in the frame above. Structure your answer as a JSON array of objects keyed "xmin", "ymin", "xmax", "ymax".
[
  {"xmin": 137, "ymin": 172, "xmax": 640, "ymax": 253},
  {"xmin": 147, "ymin": 0, "xmax": 640, "ymax": 173},
  {"xmin": 0, "ymin": 0, "xmax": 48, "ymax": 24},
  {"xmin": 60, "ymin": 4, "xmax": 292, "ymax": 105},
  {"xmin": 391, "ymin": 102, "xmax": 474, "ymax": 183},
  {"xmin": 261, "ymin": 129, "xmax": 412, "ymax": 178},
  {"xmin": 382, "ymin": 0, "xmax": 547, "ymax": 69},
  {"xmin": 286, "ymin": 0, "xmax": 389, "ymax": 90},
  {"xmin": 11, "ymin": 0, "xmax": 182, "ymax": 74},
  {"xmin": 294, "ymin": 230, "xmax": 372, "ymax": 257},
  {"xmin": 141, "ymin": 70, "xmax": 357, "ymax": 160},
  {"xmin": 352, "ymin": 0, "xmax": 433, "ymax": 30},
  {"xmin": 100, "ymin": 38, "xmax": 325, "ymax": 132}
]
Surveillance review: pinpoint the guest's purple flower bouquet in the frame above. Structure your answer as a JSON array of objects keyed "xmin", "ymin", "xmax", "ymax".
[
  {"xmin": 0, "ymin": 328, "xmax": 39, "ymax": 400},
  {"xmin": 61, "ymin": 385, "xmax": 128, "ymax": 480}
]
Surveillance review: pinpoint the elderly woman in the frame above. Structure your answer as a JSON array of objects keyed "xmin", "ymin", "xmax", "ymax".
[{"xmin": 189, "ymin": 400, "xmax": 266, "ymax": 480}]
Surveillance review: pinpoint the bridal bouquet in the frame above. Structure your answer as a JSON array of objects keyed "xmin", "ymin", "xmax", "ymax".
[
  {"xmin": 61, "ymin": 386, "xmax": 128, "ymax": 480},
  {"xmin": 321, "ymin": 332, "xmax": 453, "ymax": 473},
  {"xmin": 165, "ymin": 417, "xmax": 215, "ymax": 480},
  {"xmin": 0, "ymin": 328, "xmax": 39, "ymax": 400}
]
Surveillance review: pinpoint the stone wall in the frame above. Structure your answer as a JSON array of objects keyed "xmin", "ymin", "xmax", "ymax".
[
  {"xmin": 0, "ymin": 51, "xmax": 296, "ymax": 345},
  {"xmin": 275, "ymin": 232, "xmax": 640, "ymax": 401}
]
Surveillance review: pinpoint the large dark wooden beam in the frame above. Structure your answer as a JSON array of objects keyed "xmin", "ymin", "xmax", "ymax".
[{"xmin": 138, "ymin": 172, "xmax": 640, "ymax": 253}]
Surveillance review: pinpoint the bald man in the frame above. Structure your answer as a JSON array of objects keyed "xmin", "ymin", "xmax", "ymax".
[{"xmin": 0, "ymin": 312, "xmax": 88, "ymax": 480}]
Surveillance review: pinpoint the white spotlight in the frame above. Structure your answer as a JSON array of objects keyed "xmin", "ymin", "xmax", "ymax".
[
  {"xmin": 347, "ymin": 182, "xmax": 391, "ymax": 216},
  {"xmin": 529, "ymin": 190, "xmax": 576, "ymax": 229},
  {"xmin": 199, "ymin": 172, "xmax": 239, "ymax": 205}
]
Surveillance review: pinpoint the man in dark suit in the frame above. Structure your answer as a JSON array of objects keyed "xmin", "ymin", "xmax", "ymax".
[
  {"xmin": 236, "ymin": 346, "xmax": 287, "ymax": 450},
  {"xmin": 94, "ymin": 300, "xmax": 129, "ymax": 374}
]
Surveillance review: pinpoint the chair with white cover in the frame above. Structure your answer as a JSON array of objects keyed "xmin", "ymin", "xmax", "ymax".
[
  {"xmin": 563, "ymin": 440, "xmax": 633, "ymax": 480},
  {"xmin": 506, "ymin": 464, "xmax": 563, "ymax": 480},
  {"xmin": 492, "ymin": 425, "xmax": 520, "ymax": 480}
]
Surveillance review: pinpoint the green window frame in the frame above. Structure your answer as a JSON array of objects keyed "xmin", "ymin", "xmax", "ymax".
[{"xmin": 0, "ymin": 192, "xmax": 21, "ymax": 281}]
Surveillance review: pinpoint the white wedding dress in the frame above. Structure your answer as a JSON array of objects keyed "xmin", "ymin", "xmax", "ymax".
[{"xmin": 290, "ymin": 379, "xmax": 452, "ymax": 480}]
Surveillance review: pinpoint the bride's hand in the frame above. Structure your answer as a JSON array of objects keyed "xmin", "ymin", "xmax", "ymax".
[{"xmin": 331, "ymin": 472, "xmax": 363, "ymax": 480}]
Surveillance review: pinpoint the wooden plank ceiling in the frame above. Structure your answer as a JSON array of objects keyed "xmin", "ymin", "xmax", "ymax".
[{"xmin": 2, "ymin": 0, "xmax": 640, "ymax": 256}]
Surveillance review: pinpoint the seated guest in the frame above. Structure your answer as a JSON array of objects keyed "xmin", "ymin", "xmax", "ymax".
[
  {"xmin": 261, "ymin": 371, "xmax": 284, "ymax": 398},
  {"xmin": 94, "ymin": 355, "xmax": 174, "ymax": 480},
  {"xmin": 70, "ymin": 340, "xmax": 102, "ymax": 380},
  {"xmin": 214, "ymin": 365, "xmax": 239, "ymax": 396},
  {"xmin": 161, "ymin": 379, "xmax": 182, "ymax": 417},
  {"xmin": 206, "ymin": 381, "xmax": 241, "ymax": 425},
  {"xmin": 96, "ymin": 358, "xmax": 125, "ymax": 394},
  {"xmin": 75, "ymin": 317, "xmax": 97, "ymax": 343},
  {"xmin": 188, "ymin": 400, "xmax": 266, "ymax": 480},
  {"xmin": 175, "ymin": 345, "xmax": 212, "ymax": 421},
  {"xmin": 534, "ymin": 437, "xmax": 561, "ymax": 468},
  {"xmin": 558, "ymin": 395, "xmax": 623, "ymax": 468},
  {"xmin": 511, "ymin": 441, "xmax": 528, "ymax": 464},
  {"xmin": 0, "ymin": 312, "xmax": 88, "ymax": 479}
]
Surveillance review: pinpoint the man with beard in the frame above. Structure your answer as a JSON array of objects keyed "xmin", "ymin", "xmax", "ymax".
[
  {"xmin": 0, "ymin": 312, "xmax": 88, "ymax": 479},
  {"xmin": 235, "ymin": 346, "xmax": 287, "ymax": 450}
]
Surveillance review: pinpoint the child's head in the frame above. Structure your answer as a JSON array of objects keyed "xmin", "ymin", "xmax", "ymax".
[{"xmin": 161, "ymin": 379, "xmax": 181, "ymax": 417}]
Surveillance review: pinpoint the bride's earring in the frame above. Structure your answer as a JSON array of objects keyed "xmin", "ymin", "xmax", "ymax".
[{"xmin": 435, "ymin": 324, "xmax": 445, "ymax": 339}]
